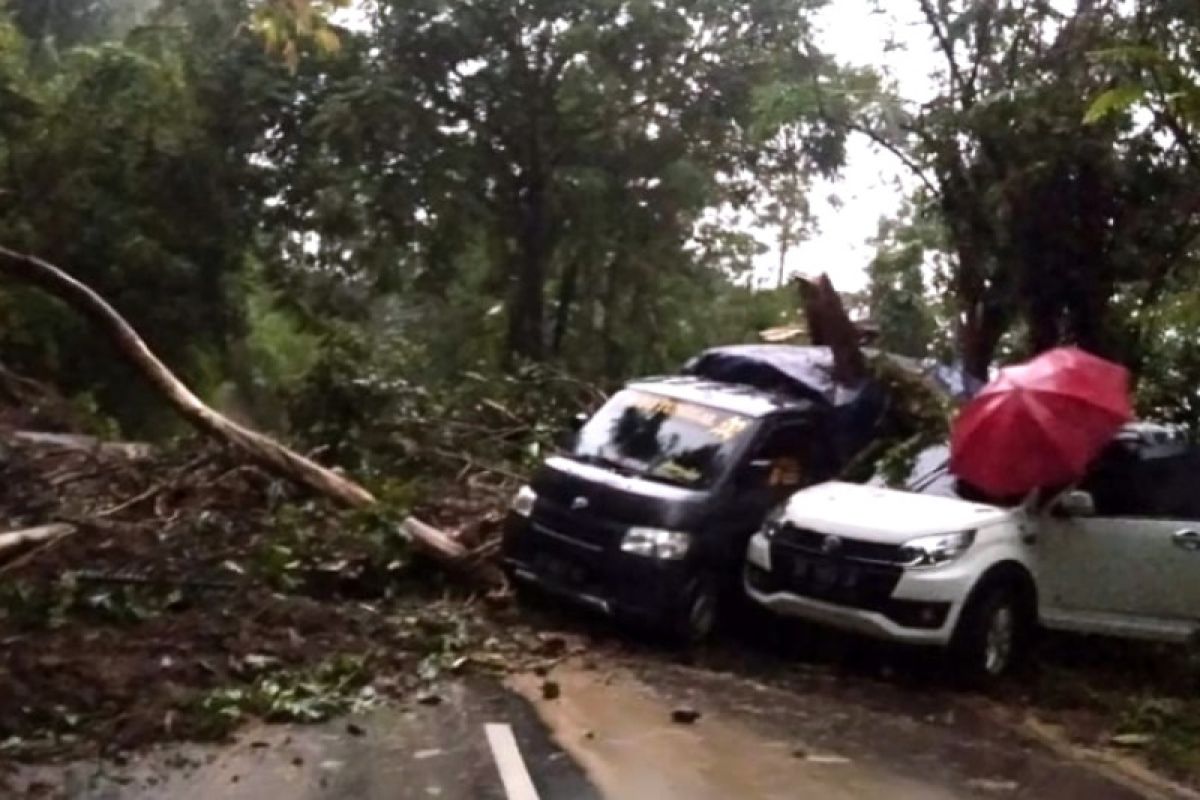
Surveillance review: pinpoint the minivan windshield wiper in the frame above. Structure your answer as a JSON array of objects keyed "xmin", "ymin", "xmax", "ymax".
[
  {"xmin": 571, "ymin": 452, "xmax": 698, "ymax": 487},
  {"xmin": 572, "ymin": 452, "xmax": 635, "ymax": 475}
]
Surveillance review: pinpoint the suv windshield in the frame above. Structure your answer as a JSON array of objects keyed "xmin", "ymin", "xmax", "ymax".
[
  {"xmin": 873, "ymin": 444, "xmax": 1015, "ymax": 505},
  {"xmin": 572, "ymin": 388, "xmax": 754, "ymax": 488}
]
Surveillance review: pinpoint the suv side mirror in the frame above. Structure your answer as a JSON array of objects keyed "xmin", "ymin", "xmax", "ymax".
[{"xmin": 1056, "ymin": 490, "xmax": 1096, "ymax": 518}]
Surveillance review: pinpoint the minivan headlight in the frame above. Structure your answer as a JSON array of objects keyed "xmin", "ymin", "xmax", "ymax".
[
  {"xmin": 621, "ymin": 527, "xmax": 691, "ymax": 560},
  {"xmin": 762, "ymin": 504, "xmax": 787, "ymax": 538},
  {"xmin": 898, "ymin": 530, "xmax": 975, "ymax": 568},
  {"xmin": 511, "ymin": 485, "xmax": 537, "ymax": 518}
]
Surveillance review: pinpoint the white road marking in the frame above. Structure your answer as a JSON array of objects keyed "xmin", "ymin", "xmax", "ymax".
[{"xmin": 485, "ymin": 722, "xmax": 542, "ymax": 800}]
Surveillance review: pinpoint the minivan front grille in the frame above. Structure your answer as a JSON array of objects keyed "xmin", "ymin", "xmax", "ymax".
[{"xmin": 530, "ymin": 503, "xmax": 624, "ymax": 551}]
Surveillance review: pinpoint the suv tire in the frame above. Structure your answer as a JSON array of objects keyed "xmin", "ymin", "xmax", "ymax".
[{"xmin": 950, "ymin": 578, "xmax": 1031, "ymax": 684}]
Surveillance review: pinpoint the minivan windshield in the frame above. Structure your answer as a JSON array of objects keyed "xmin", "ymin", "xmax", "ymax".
[{"xmin": 571, "ymin": 389, "xmax": 754, "ymax": 488}]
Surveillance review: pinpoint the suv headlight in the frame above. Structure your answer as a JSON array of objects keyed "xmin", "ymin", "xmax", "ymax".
[
  {"xmin": 511, "ymin": 485, "xmax": 537, "ymax": 518},
  {"xmin": 620, "ymin": 527, "xmax": 691, "ymax": 560},
  {"xmin": 898, "ymin": 530, "xmax": 976, "ymax": 568}
]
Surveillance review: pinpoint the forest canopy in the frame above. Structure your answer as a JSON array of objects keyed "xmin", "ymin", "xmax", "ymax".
[{"xmin": 2, "ymin": 0, "xmax": 1200, "ymax": 440}]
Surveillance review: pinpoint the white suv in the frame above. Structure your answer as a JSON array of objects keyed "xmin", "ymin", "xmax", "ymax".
[{"xmin": 743, "ymin": 424, "xmax": 1200, "ymax": 680}]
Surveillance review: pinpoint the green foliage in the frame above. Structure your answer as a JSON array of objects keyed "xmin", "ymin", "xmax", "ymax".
[
  {"xmin": 1084, "ymin": 84, "xmax": 1147, "ymax": 125},
  {"xmin": 250, "ymin": 0, "xmax": 348, "ymax": 72},
  {"xmin": 1131, "ymin": 283, "xmax": 1200, "ymax": 430},
  {"xmin": 849, "ymin": 0, "xmax": 1200, "ymax": 413},
  {"xmin": 866, "ymin": 207, "xmax": 942, "ymax": 359},
  {"xmin": 263, "ymin": 0, "xmax": 851, "ymax": 369},
  {"xmin": 0, "ymin": 572, "xmax": 198, "ymax": 631},
  {"xmin": 0, "ymin": 1, "xmax": 295, "ymax": 434},
  {"xmin": 193, "ymin": 654, "xmax": 377, "ymax": 738}
]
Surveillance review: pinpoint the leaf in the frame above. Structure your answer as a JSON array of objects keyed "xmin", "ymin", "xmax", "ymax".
[
  {"xmin": 1084, "ymin": 85, "xmax": 1144, "ymax": 124},
  {"xmin": 282, "ymin": 39, "xmax": 299, "ymax": 74},
  {"xmin": 313, "ymin": 27, "xmax": 342, "ymax": 56}
]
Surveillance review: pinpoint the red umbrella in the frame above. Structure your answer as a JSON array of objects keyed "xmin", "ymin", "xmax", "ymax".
[{"xmin": 950, "ymin": 347, "xmax": 1133, "ymax": 498}]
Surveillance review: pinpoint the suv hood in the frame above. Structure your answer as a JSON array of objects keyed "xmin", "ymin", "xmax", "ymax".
[{"xmin": 781, "ymin": 481, "xmax": 1015, "ymax": 543}]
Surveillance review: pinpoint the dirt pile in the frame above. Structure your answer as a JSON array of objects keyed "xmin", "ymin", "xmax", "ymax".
[{"xmin": 0, "ymin": 426, "xmax": 521, "ymax": 774}]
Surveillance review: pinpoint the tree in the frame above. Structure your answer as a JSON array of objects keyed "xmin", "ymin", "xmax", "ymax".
[
  {"xmin": 849, "ymin": 1, "xmax": 1200, "ymax": 379},
  {"xmin": 357, "ymin": 0, "xmax": 843, "ymax": 363},
  {"xmin": 0, "ymin": 0, "xmax": 298, "ymax": 430},
  {"xmin": 866, "ymin": 206, "xmax": 940, "ymax": 359}
]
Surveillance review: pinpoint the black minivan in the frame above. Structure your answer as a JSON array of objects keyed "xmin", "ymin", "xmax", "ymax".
[{"xmin": 502, "ymin": 346, "xmax": 887, "ymax": 642}]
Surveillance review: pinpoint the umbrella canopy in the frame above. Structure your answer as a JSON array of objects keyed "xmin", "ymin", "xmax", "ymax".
[{"xmin": 949, "ymin": 347, "xmax": 1133, "ymax": 498}]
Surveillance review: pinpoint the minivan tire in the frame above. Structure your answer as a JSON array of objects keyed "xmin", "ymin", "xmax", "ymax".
[
  {"xmin": 669, "ymin": 571, "xmax": 720, "ymax": 646},
  {"xmin": 949, "ymin": 579, "xmax": 1031, "ymax": 685}
]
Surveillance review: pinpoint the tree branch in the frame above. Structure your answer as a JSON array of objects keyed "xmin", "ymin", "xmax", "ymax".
[
  {"xmin": 0, "ymin": 245, "xmax": 377, "ymax": 509},
  {"xmin": 917, "ymin": 0, "xmax": 972, "ymax": 105},
  {"xmin": 846, "ymin": 120, "xmax": 940, "ymax": 197}
]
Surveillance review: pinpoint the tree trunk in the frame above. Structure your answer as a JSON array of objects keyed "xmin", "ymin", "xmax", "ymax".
[
  {"xmin": 0, "ymin": 524, "xmax": 76, "ymax": 560},
  {"xmin": 0, "ymin": 245, "xmax": 376, "ymax": 508},
  {"xmin": 796, "ymin": 274, "xmax": 867, "ymax": 386},
  {"xmin": 505, "ymin": 174, "xmax": 550, "ymax": 362},
  {"xmin": 959, "ymin": 301, "xmax": 1007, "ymax": 382},
  {"xmin": 550, "ymin": 256, "xmax": 580, "ymax": 356},
  {"xmin": 0, "ymin": 246, "xmax": 509, "ymax": 585}
]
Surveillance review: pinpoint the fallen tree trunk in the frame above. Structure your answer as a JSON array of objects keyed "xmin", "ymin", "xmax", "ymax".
[
  {"xmin": 0, "ymin": 245, "xmax": 376, "ymax": 509},
  {"xmin": 0, "ymin": 246, "xmax": 501, "ymax": 585},
  {"xmin": 0, "ymin": 523, "xmax": 76, "ymax": 559},
  {"xmin": 400, "ymin": 517, "xmax": 505, "ymax": 585},
  {"xmin": 11, "ymin": 430, "xmax": 153, "ymax": 460}
]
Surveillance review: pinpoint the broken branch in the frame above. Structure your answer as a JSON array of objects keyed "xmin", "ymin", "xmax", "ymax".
[
  {"xmin": 0, "ymin": 245, "xmax": 376, "ymax": 509},
  {"xmin": 0, "ymin": 523, "xmax": 77, "ymax": 560}
]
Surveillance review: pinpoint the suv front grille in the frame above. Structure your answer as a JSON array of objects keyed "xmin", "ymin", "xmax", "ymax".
[
  {"xmin": 775, "ymin": 524, "xmax": 903, "ymax": 564},
  {"xmin": 767, "ymin": 529, "xmax": 904, "ymax": 610}
]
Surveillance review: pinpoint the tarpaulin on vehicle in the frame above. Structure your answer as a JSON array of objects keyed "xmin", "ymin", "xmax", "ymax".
[
  {"xmin": 683, "ymin": 345, "xmax": 887, "ymax": 464},
  {"xmin": 682, "ymin": 345, "xmax": 840, "ymax": 404},
  {"xmin": 684, "ymin": 344, "xmax": 978, "ymax": 405}
]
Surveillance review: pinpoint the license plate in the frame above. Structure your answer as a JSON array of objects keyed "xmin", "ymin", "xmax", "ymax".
[
  {"xmin": 812, "ymin": 562, "xmax": 840, "ymax": 590},
  {"xmin": 792, "ymin": 557, "xmax": 858, "ymax": 594},
  {"xmin": 539, "ymin": 555, "xmax": 585, "ymax": 585}
]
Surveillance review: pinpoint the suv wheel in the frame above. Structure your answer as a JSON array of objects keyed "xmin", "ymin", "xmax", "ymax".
[{"xmin": 950, "ymin": 579, "xmax": 1031, "ymax": 684}]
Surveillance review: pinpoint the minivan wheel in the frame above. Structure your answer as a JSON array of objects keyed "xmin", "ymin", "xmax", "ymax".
[
  {"xmin": 670, "ymin": 573, "xmax": 719, "ymax": 645},
  {"xmin": 950, "ymin": 580, "xmax": 1030, "ymax": 684}
]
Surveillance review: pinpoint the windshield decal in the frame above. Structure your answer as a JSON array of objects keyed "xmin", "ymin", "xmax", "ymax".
[{"xmin": 628, "ymin": 391, "xmax": 749, "ymax": 440}]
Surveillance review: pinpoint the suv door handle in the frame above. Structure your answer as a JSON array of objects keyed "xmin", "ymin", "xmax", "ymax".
[{"xmin": 1173, "ymin": 529, "xmax": 1200, "ymax": 552}]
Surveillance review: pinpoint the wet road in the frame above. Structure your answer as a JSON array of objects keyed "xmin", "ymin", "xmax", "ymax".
[
  {"xmin": 17, "ymin": 646, "xmax": 1186, "ymax": 800},
  {"xmin": 17, "ymin": 677, "xmax": 596, "ymax": 800}
]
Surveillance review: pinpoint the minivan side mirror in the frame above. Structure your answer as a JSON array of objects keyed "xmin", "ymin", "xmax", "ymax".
[
  {"xmin": 1056, "ymin": 490, "xmax": 1096, "ymax": 518},
  {"xmin": 738, "ymin": 458, "xmax": 773, "ymax": 489},
  {"xmin": 557, "ymin": 413, "xmax": 589, "ymax": 451}
]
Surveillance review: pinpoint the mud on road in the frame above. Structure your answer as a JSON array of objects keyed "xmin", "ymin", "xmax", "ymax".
[{"xmin": 14, "ymin": 624, "xmax": 1197, "ymax": 800}]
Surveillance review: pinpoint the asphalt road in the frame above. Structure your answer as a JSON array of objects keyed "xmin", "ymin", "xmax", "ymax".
[{"xmin": 17, "ymin": 642, "xmax": 1185, "ymax": 800}]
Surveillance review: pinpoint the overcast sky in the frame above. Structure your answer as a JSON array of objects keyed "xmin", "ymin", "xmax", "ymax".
[{"xmin": 757, "ymin": 1, "xmax": 939, "ymax": 292}]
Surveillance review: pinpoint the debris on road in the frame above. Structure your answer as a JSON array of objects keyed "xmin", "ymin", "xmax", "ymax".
[
  {"xmin": 671, "ymin": 708, "xmax": 702, "ymax": 725},
  {"xmin": 0, "ymin": 420, "xmax": 530, "ymax": 766}
]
